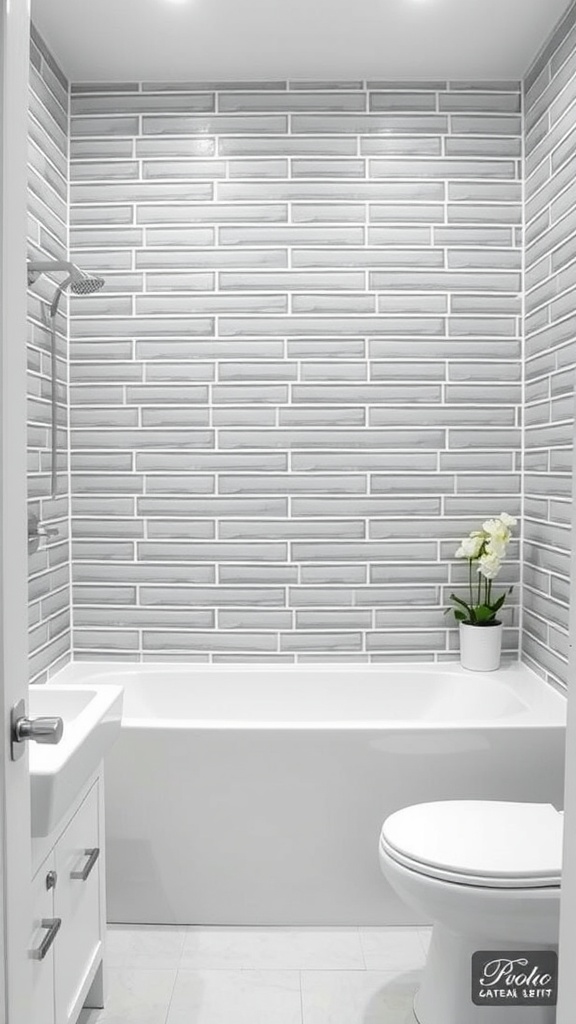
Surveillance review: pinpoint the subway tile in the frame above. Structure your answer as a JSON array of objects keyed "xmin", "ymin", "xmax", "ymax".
[
  {"xmin": 142, "ymin": 159, "xmax": 227, "ymax": 179},
  {"xmin": 292, "ymin": 114, "xmax": 449, "ymax": 133},
  {"xmin": 74, "ymin": 564, "xmax": 217, "ymax": 584},
  {"xmin": 277, "ymin": 408, "xmax": 365, "ymax": 427},
  {"xmin": 292, "ymin": 541, "xmax": 438, "ymax": 561},
  {"xmin": 142, "ymin": 631, "xmax": 278, "ymax": 651},
  {"xmin": 369, "ymin": 91, "xmax": 437, "ymax": 112},
  {"xmin": 292, "ymin": 497, "xmax": 441, "ymax": 516},
  {"xmin": 450, "ymin": 114, "xmax": 522, "ymax": 135},
  {"xmin": 137, "ymin": 542, "xmax": 288, "ymax": 562},
  {"xmin": 369, "ymin": 158, "xmax": 517, "ymax": 179},
  {"xmin": 135, "ymin": 137, "xmax": 216, "ymax": 157},
  {"xmin": 295, "ymin": 610, "xmax": 372, "ymax": 629},
  {"xmin": 292, "ymin": 452, "xmax": 436, "ymax": 471},
  {"xmin": 445, "ymin": 136, "xmax": 522, "ymax": 157},
  {"xmin": 369, "ymin": 270, "xmax": 520, "ymax": 292},
  {"xmin": 72, "ymin": 93, "xmax": 215, "ymax": 114},
  {"xmin": 140, "ymin": 409, "xmax": 210, "ymax": 427},
  {"xmin": 293, "ymin": 246, "xmax": 442, "ymax": 267},
  {"xmin": 218, "ymin": 136, "xmax": 357, "ymax": 156},
  {"xmin": 218, "ymin": 92, "xmax": 366, "ymax": 112},
  {"xmin": 291, "ymin": 294, "xmax": 375, "ymax": 314},
  {"xmin": 71, "ymin": 316, "xmax": 215, "ymax": 339},
  {"xmin": 440, "ymin": 92, "xmax": 520, "ymax": 113},
  {"xmin": 142, "ymin": 115, "xmax": 289, "ymax": 134},
  {"xmin": 72, "ymin": 429, "xmax": 215, "ymax": 448},
  {"xmin": 300, "ymin": 362, "xmax": 367, "ymax": 381},
  {"xmin": 219, "ymin": 474, "xmax": 367, "ymax": 494},
  {"xmin": 137, "ymin": 248, "xmax": 288, "ymax": 268},
  {"xmin": 280, "ymin": 632, "xmax": 363, "ymax": 651},
  {"xmin": 218, "ymin": 610, "xmax": 293, "ymax": 629},
  {"xmin": 219, "ymin": 316, "xmax": 445, "ymax": 337},
  {"xmin": 212, "ymin": 408, "xmax": 277, "ymax": 427},
  {"xmin": 137, "ymin": 202, "xmax": 287, "ymax": 224},
  {"xmin": 218, "ymin": 429, "xmax": 446, "ymax": 449},
  {"xmin": 447, "ymin": 203, "xmax": 522, "ymax": 224},
  {"xmin": 137, "ymin": 497, "xmax": 288, "ymax": 517},
  {"xmin": 70, "ymin": 116, "xmax": 140, "ymax": 136},
  {"xmin": 74, "ymin": 607, "xmax": 216, "ymax": 628},
  {"xmin": 140, "ymin": 589, "xmax": 284, "ymax": 610},
  {"xmin": 219, "ymin": 271, "xmax": 365, "ymax": 291},
  {"xmin": 290, "ymin": 203, "xmax": 366, "ymax": 223},
  {"xmin": 228, "ymin": 159, "xmax": 289, "ymax": 178},
  {"xmin": 135, "ymin": 293, "xmax": 287, "ymax": 314},
  {"xmin": 366, "ymin": 206, "xmax": 444, "ymax": 225},
  {"xmin": 218, "ymin": 520, "xmax": 365, "ymax": 539},
  {"xmin": 219, "ymin": 225, "xmax": 364, "ymax": 246},
  {"xmin": 60, "ymin": 75, "xmax": 524, "ymax": 666},
  {"xmin": 218, "ymin": 566, "xmax": 298, "ymax": 584},
  {"xmin": 367, "ymin": 631, "xmax": 447, "ymax": 651},
  {"xmin": 217, "ymin": 180, "xmax": 445, "ymax": 202},
  {"xmin": 291, "ymin": 384, "xmax": 441, "ymax": 404},
  {"xmin": 448, "ymin": 181, "xmax": 522, "ymax": 202},
  {"xmin": 291, "ymin": 158, "xmax": 365, "ymax": 178}
]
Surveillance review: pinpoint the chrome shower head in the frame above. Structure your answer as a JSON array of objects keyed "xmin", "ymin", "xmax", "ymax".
[
  {"xmin": 69, "ymin": 269, "xmax": 105, "ymax": 295},
  {"xmin": 27, "ymin": 259, "xmax": 105, "ymax": 316}
]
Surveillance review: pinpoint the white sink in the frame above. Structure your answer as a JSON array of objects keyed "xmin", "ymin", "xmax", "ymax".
[{"xmin": 28, "ymin": 683, "xmax": 123, "ymax": 837}]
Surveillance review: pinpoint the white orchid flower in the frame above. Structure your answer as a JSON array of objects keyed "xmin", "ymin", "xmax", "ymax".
[
  {"xmin": 455, "ymin": 534, "xmax": 484, "ymax": 559},
  {"xmin": 499, "ymin": 512, "xmax": 517, "ymax": 528},
  {"xmin": 486, "ymin": 536, "xmax": 507, "ymax": 558},
  {"xmin": 482, "ymin": 518, "xmax": 510, "ymax": 541},
  {"xmin": 478, "ymin": 551, "xmax": 501, "ymax": 579}
]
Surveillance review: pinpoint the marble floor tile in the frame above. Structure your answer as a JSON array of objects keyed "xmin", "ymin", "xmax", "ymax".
[
  {"xmin": 181, "ymin": 926, "xmax": 365, "ymax": 970},
  {"xmin": 301, "ymin": 968, "xmax": 420, "ymax": 1024},
  {"xmin": 166, "ymin": 969, "xmax": 302, "ymax": 1024},
  {"xmin": 106, "ymin": 925, "xmax": 187, "ymax": 969},
  {"xmin": 359, "ymin": 927, "xmax": 426, "ymax": 971},
  {"xmin": 77, "ymin": 967, "xmax": 177, "ymax": 1024}
]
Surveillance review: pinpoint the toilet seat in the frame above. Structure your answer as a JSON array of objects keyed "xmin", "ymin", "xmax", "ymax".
[{"xmin": 380, "ymin": 800, "xmax": 562, "ymax": 889}]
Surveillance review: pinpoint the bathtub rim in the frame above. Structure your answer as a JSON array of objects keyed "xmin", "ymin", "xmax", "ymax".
[{"xmin": 47, "ymin": 659, "xmax": 566, "ymax": 731}]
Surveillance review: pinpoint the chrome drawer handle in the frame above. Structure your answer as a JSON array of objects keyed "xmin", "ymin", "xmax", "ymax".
[
  {"xmin": 71, "ymin": 847, "xmax": 100, "ymax": 881},
  {"xmin": 30, "ymin": 918, "xmax": 61, "ymax": 960}
]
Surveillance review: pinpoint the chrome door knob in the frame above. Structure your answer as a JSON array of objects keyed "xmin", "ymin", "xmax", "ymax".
[
  {"xmin": 14, "ymin": 716, "xmax": 63, "ymax": 744},
  {"xmin": 10, "ymin": 699, "xmax": 64, "ymax": 760}
]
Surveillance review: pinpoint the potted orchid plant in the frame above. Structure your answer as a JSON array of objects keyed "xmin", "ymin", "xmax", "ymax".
[{"xmin": 446, "ymin": 512, "xmax": 516, "ymax": 671}]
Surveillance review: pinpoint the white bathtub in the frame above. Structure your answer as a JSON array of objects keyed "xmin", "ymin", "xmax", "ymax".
[{"xmin": 53, "ymin": 662, "xmax": 566, "ymax": 926}]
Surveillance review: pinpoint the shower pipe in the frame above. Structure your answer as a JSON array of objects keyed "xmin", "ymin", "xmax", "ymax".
[{"xmin": 27, "ymin": 260, "xmax": 105, "ymax": 498}]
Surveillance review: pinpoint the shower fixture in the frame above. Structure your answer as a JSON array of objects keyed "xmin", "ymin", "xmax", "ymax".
[
  {"xmin": 27, "ymin": 259, "xmax": 106, "ymax": 498},
  {"xmin": 27, "ymin": 260, "xmax": 105, "ymax": 314}
]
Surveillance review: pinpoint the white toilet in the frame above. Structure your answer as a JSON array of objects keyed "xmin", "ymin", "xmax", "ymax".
[{"xmin": 379, "ymin": 801, "xmax": 562, "ymax": 1024}]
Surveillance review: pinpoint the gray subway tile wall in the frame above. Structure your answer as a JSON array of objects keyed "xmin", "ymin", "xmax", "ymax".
[
  {"xmin": 67, "ymin": 81, "xmax": 522, "ymax": 661},
  {"xmin": 27, "ymin": 27, "xmax": 71, "ymax": 682},
  {"xmin": 523, "ymin": 1, "xmax": 576, "ymax": 689}
]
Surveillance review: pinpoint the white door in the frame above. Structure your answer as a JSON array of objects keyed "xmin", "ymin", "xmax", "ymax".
[{"xmin": 0, "ymin": 0, "xmax": 33, "ymax": 1022}]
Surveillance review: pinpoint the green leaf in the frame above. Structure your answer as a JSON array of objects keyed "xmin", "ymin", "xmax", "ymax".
[
  {"xmin": 490, "ymin": 593, "xmax": 507, "ymax": 614},
  {"xmin": 474, "ymin": 604, "xmax": 496, "ymax": 624}
]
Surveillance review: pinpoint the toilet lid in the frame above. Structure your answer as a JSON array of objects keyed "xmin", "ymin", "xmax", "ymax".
[{"xmin": 380, "ymin": 801, "xmax": 562, "ymax": 889}]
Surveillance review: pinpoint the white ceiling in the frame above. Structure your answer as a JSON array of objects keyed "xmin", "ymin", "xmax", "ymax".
[{"xmin": 32, "ymin": 0, "xmax": 572, "ymax": 83}]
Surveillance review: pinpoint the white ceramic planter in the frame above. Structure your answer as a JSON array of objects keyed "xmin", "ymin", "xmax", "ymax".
[{"xmin": 459, "ymin": 621, "xmax": 502, "ymax": 672}]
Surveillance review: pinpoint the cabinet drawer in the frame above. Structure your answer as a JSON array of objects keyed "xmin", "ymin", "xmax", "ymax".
[
  {"xmin": 30, "ymin": 855, "xmax": 57, "ymax": 1024},
  {"xmin": 54, "ymin": 782, "xmax": 102, "ymax": 1024}
]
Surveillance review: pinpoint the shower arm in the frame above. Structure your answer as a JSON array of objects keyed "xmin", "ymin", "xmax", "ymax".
[{"xmin": 27, "ymin": 260, "xmax": 77, "ymax": 286}]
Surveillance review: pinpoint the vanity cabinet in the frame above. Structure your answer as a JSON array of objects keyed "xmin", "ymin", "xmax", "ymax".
[{"xmin": 30, "ymin": 770, "xmax": 106, "ymax": 1024}]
